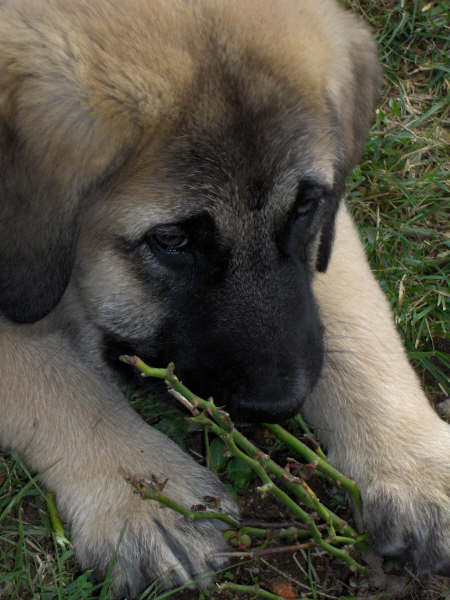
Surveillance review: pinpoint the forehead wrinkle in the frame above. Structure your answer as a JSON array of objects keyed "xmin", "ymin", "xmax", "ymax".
[
  {"xmin": 166, "ymin": 76, "xmax": 336, "ymax": 204},
  {"xmin": 174, "ymin": 127, "xmax": 333, "ymax": 222},
  {"xmin": 208, "ymin": 176, "xmax": 295, "ymax": 246},
  {"xmin": 99, "ymin": 68, "xmax": 337, "ymax": 241}
]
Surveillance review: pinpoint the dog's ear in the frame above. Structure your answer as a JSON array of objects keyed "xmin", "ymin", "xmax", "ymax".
[
  {"xmin": 330, "ymin": 21, "xmax": 382, "ymax": 178},
  {"xmin": 316, "ymin": 11, "xmax": 382, "ymax": 272},
  {"xmin": 0, "ymin": 10, "xmax": 134, "ymax": 323}
]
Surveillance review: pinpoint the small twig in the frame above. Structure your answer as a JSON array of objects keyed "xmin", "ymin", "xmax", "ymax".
[{"xmin": 167, "ymin": 387, "xmax": 200, "ymax": 414}]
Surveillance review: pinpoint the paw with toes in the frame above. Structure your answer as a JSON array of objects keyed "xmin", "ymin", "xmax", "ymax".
[
  {"xmin": 364, "ymin": 483, "xmax": 450, "ymax": 576},
  {"xmin": 60, "ymin": 453, "xmax": 238, "ymax": 597}
]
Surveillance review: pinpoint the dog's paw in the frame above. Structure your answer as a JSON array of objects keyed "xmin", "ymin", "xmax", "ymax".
[
  {"xmin": 59, "ymin": 444, "xmax": 238, "ymax": 597},
  {"xmin": 363, "ymin": 477, "xmax": 450, "ymax": 576}
]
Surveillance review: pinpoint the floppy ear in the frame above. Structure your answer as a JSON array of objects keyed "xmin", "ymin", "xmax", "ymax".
[
  {"xmin": 330, "ymin": 23, "xmax": 383, "ymax": 177},
  {"xmin": 0, "ymin": 8, "xmax": 134, "ymax": 323},
  {"xmin": 316, "ymin": 11, "xmax": 382, "ymax": 272}
]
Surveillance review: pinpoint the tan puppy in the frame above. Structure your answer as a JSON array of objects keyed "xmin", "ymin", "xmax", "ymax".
[{"xmin": 0, "ymin": 0, "xmax": 448, "ymax": 596}]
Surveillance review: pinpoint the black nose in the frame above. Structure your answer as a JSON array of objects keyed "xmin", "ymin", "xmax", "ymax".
[
  {"xmin": 180, "ymin": 360, "xmax": 319, "ymax": 424},
  {"xmin": 226, "ymin": 372, "xmax": 310, "ymax": 424},
  {"xmin": 180, "ymin": 366, "xmax": 309, "ymax": 424},
  {"xmin": 231, "ymin": 396, "xmax": 303, "ymax": 424}
]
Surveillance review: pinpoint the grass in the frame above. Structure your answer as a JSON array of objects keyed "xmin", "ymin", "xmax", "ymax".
[
  {"xmin": 347, "ymin": 0, "xmax": 449, "ymax": 401},
  {"xmin": 1, "ymin": 1, "xmax": 449, "ymax": 599}
]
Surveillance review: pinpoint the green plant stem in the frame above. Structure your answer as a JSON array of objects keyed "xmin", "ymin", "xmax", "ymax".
[
  {"xmin": 193, "ymin": 412, "xmax": 326, "ymax": 545},
  {"xmin": 231, "ymin": 429, "xmax": 356, "ymax": 538},
  {"xmin": 121, "ymin": 356, "xmax": 368, "ymax": 573},
  {"xmin": 135, "ymin": 484, "xmax": 240, "ymax": 528},
  {"xmin": 133, "ymin": 480, "xmax": 314, "ymax": 544},
  {"xmin": 200, "ymin": 421, "xmax": 367, "ymax": 571},
  {"xmin": 293, "ymin": 414, "xmax": 325, "ymax": 457},
  {"xmin": 293, "ymin": 412, "xmax": 313, "ymax": 436},
  {"xmin": 223, "ymin": 427, "xmax": 323, "ymax": 541},
  {"xmin": 265, "ymin": 423, "xmax": 362, "ymax": 514},
  {"xmin": 121, "ymin": 356, "xmax": 357, "ymax": 538},
  {"xmin": 45, "ymin": 492, "xmax": 70, "ymax": 549}
]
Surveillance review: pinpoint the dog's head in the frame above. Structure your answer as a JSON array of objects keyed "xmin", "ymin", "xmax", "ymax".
[{"xmin": 0, "ymin": 0, "xmax": 381, "ymax": 422}]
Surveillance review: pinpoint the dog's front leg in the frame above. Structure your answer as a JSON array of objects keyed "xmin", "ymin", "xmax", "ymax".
[
  {"xmin": 0, "ymin": 322, "xmax": 237, "ymax": 596},
  {"xmin": 303, "ymin": 203, "xmax": 450, "ymax": 575}
]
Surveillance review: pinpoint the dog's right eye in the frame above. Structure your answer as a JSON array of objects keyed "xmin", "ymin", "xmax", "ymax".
[{"xmin": 149, "ymin": 226, "xmax": 189, "ymax": 255}]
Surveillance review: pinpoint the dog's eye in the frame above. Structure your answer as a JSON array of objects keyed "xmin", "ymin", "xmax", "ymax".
[
  {"xmin": 295, "ymin": 184, "xmax": 322, "ymax": 218},
  {"xmin": 283, "ymin": 183, "xmax": 326, "ymax": 261},
  {"xmin": 150, "ymin": 227, "xmax": 189, "ymax": 254},
  {"xmin": 296, "ymin": 197, "xmax": 315, "ymax": 216}
]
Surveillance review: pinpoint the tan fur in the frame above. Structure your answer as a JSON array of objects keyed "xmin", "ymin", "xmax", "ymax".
[
  {"xmin": 1, "ymin": 0, "xmax": 449, "ymax": 596},
  {"xmin": 306, "ymin": 205, "xmax": 450, "ymax": 556}
]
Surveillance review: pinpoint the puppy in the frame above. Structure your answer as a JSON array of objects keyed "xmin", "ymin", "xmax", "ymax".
[{"xmin": 0, "ymin": 0, "xmax": 448, "ymax": 596}]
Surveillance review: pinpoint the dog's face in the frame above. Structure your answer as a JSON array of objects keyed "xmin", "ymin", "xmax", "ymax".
[
  {"xmin": 73, "ymin": 89, "xmax": 335, "ymax": 422},
  {"xmin": 0, "ymin": 0, "xmax": 381, "ymax": 422}
]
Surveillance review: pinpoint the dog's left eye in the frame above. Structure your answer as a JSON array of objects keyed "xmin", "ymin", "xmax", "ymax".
[
  {"xmin": 282, "ymin": 183, "xmax": 326, "ymax": 261},
  {"xmin": 150, "ymin": 227, "xmax": 189, "ymax": 254},
  {"xmin": 295, "ymin": 184, "xmax": 322, "ymax": 218}
]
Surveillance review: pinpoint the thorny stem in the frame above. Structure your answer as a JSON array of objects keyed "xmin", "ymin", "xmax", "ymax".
[
  {"xmin": 127, "ymin": 475, "xmax": 240, "ymax": 528},
  {"xmin": 120, "ymin": 356, "xmax": 369, "ymax": 574},
  {"xmin": 122, "ymin": 356, "xmax": 354, "ymax": 534},
  {"xmin": 265, "ymin": 423, "xmax": 362, "ymax": 514},
  {"xmin": 129, "ymin": 476, "xmax": 315, "ymax": 544},
  {"xmin": 228, "ymin": 426, "xmax": 357, "ymax": 539},
  {"xmin": 200, "ymin": 422, "xmax": 365, "ymax": 576},
  {"xmin": 293, "ymin": 414, "xmax": 327, "ymax": 459}
]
